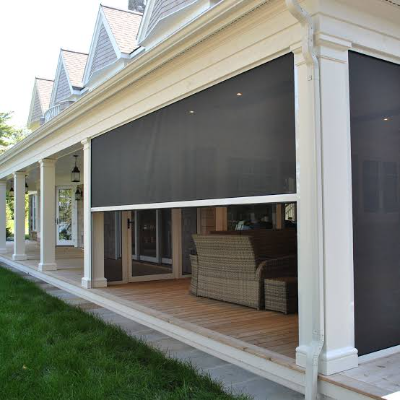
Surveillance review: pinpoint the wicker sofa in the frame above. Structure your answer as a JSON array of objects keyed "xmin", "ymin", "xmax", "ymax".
[{"xmin": 190, "ymin": 229, "xmax": 297, "ymax": 310}]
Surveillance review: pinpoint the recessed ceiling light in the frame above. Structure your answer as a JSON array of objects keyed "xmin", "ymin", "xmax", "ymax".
[
  {"xmin": 236, "ymin": 92, "xmax": 242, "ymax": 96},
  {"xmin": 384, "ymin": 117, "xmax": 389, "ymax": 121},
  {"xmin": 189, "ymin": 110, "xmax": 195, "ymax": 114}
]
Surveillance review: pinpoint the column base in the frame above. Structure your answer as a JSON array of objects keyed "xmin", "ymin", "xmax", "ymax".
[
  {"xmin": 81, "ymin": 277, "xmax": 92, "ymax": 289},
  {"xmin": 12, "ymin": 254, "xmax": 27, "ymax": 261},
  {"xmin": 38, "ymin": 262, "xmax": 57, "ymax": 271},
  {"xmin": 93, "ymin": 278, "xmax": 107, "ymax": 288},
  {"xmin": 296, "ymin": 345, "xmax": 358, "ymax": 375}
]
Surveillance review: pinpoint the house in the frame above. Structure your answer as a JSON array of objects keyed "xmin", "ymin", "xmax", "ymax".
[{"xmin": 1, "ymin": 1, "xmax": 399, "ymax": 399}]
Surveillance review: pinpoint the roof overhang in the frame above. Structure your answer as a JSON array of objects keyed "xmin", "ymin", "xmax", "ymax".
[{"xmin": 0, "ymin": 0, "xmax": 271, "ymax": 175}]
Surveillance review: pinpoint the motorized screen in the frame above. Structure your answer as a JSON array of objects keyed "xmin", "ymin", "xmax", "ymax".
[
  {"xmin": 349, "ymin": 52, "xmax": 400, "ymax": 355},
  {"xmin": 91, "ymin": 53, "xmax": 296, "ymax": 208}
]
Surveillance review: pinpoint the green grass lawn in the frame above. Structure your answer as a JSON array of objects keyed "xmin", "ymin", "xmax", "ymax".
[{"xmin": 0, "ymin": 266, "xmax": 247, "ymax": 400}]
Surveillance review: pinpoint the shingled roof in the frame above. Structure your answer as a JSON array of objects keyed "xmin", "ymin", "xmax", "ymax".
[
  {"xmin": 102, "ymin": 5, "xmax": 142, "ymax": 54},
  {"xmin": 61, "ymin": 49, "xmax": 88, "ymax": 89},
  {"xmin": 27, "ymin": 77, "xmax": 54, "ymax": 129},
  {"xmin": 35, "ymin": 78, "xmax": 54, "ymax": 112}
]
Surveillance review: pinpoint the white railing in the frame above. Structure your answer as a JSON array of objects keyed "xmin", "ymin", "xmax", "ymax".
[{"xmin": 44, "ymin": 100, "xmax": 75, "ymax": 123}]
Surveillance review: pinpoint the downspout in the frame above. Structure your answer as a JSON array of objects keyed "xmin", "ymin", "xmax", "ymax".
[{"xmin": 285, "ymin": 1, "xmax": 325, "ymax": 399}]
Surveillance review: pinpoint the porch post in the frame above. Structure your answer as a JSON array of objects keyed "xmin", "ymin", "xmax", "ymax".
[
  {"xmin": 293, "ymin": 36, "xmax": 358, "ymax": 375},
  {"xmin": 12, "ymin": 171, "xmax": 27, "ymax": 261},
  {"xmin": 81, "ymin": 138, "xmax": 92, "ymax": 288},
  {"xmin": 0, "ymin": 181, "xmax": 7, "ymax": 253},
  {"xmin": 38, "ymin": 159, "xmax": 57, "ymax": 271},
  {"xmin": 316, "ymin": 37, "xmax": 358, "ymax": 375},
  {"xmin": 92, "ymin": 211, "xmax": 107, "ymax": 287},
  {"xmin": 172, "ymin": 208, "xmax": 182, "ymax": 278}
]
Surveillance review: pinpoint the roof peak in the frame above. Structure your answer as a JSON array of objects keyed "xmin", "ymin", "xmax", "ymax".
[
  {"xmin": 60, "ymin": 48, "xmax": 89, "ymax": 56},
  {"xmin": 101, "ymin": 4, "xmax": 143, "ymax": 16},
  {"xmin": 35, "ymin": 77, "xmax": 54, "ymax": 82}
]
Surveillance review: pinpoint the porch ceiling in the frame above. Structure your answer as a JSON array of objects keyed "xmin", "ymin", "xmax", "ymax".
[{"xmin": 5, "ymin": 145, "xmax": 83, "ymax": 190}]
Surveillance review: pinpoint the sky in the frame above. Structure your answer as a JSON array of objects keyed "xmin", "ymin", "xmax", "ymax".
[{"xmin": 0, "ymin": 0, "xmax": 128, "ymax": 129}]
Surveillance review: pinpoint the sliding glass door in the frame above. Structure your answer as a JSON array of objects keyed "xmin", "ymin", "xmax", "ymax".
[{"xmin": 130, "ymin": 209, "xmax": 173, "ymax": 280}]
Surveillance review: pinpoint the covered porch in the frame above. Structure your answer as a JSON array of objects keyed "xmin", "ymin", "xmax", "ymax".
[
  {"xmin": 0, "ymin": 239, "xmax": 299, "ymax": 359},
  {"xmin": 1, "ymin": 243, "xmax": 399, "ymax": 400}
]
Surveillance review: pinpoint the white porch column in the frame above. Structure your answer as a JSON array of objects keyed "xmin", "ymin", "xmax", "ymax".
[
  {"xmin": 317, "ymin": 36, "xmax": 358, "ymax": 375},
  {"xmin": 92, "ymin": 211, "xmax": 107, "ymax": 287},
  {"xmin": 81, "ymin": 138, "xmax": 92, "ymax": 288},
  {"xmin": 12, "ymin": 172, "xmax": 27, "ymax": 261},
  {"xmin": 294, "ymin": 36, "xmax": 358, "ymax": 375},
  {"xmin": 0, "ymin": 181, "xmax": 7, "ymax": 253},
  {"xmin": 38, "ymin": 159, "xmax": 57, "ymax": 271}
]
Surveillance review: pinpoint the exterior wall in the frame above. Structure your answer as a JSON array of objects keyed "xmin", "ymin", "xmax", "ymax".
[
  {"xmin": 148, "ymin": 0, "xmax": 194, "ymax": 33},
  {"xmin": 54, "ymin": 65, "xmax": 71, "ymax": 104},
  {"xmin": 89, "ymin": 24, "xmax": 117, "ymax": 77}
]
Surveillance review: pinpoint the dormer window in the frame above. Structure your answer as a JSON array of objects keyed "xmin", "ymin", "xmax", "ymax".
[
  {"xmin": 138, "ymin": 0, "xmax": 220, "ymax": 49},
  {"xmin": 82, "ymin": 5, "xmax": 142, "ymax": 90}
]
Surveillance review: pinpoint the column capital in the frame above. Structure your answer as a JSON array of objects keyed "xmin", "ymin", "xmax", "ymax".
[
  {"xmin": 38, "ymin": 158, "xmax": 56, "ymax": 167},
  {"xmin": 81, "ymin": 138, "xmax": 91, "ymax": 150},
  {"xmin": 13, "ymin": 171, "xmax": 26, "ymax": 178}
]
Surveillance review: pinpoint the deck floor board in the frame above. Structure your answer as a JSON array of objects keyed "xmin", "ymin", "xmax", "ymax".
[{"xmin": 103, "ymin": 279, "xmax": 299, "ymax": 358}]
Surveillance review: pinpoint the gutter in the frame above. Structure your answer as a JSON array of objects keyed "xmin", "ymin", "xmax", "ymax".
[{"xmin": 285, "ymin": 1, "xmax": 325, "ymax": 399}]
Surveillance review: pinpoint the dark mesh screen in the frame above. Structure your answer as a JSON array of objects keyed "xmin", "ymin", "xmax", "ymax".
[
  {"xmin": 349, "ymin": 52, "xmax": 400, "ymax": 355},
  {"xmin": 91, "ymin": 54, "xmax": 296, "ymax": 207}
]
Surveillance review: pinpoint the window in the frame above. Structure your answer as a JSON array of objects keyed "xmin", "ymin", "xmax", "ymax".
[{"xmin": 29, "ymin": 194, "xmax": 37, "ymax": 232}]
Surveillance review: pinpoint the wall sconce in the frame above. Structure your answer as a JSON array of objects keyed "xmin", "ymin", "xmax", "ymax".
[
  {"xmin": 9, "ymin": 187, "xmax": 14, "ymax": 197},
  {"xmin": 75, "ymin": 187, "xmax": 82, "ymax": 201}
]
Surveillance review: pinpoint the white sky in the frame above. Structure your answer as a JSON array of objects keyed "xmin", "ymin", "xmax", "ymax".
[{"xmin": 0, "ymin": 0, "xmax": 129, "ymax": 129}]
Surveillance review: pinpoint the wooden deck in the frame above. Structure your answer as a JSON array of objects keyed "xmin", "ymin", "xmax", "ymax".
[
  {"xmin": 102, "ymin": 279, "xmax": 299, "ymax": 358},
  {"xmin": 2, "ymin": 241, "xmax": 400, "ymax": 399}
]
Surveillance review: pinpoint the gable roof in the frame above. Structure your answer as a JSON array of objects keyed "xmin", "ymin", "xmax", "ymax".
[
  {"xmin": 83, "ymin": 5, "xmax": 142, "ymax": 86},
  {"xmin": 50, "ymin": 49, "xmax": 88, "ymax": 107},
  {"xmin": 62, "ymin": 49, "xmax": 88, "ymax": 89},
  {"xmin": 101, "ymin": 5, "xmax": 142, "ymax": 54},
  {"xmin": 35, "ymin": 78, "xmax": 54, "ymax": 112},
  {"xmin": 27, "ymin": 78, "xmax": 54, "ymax": 128}
]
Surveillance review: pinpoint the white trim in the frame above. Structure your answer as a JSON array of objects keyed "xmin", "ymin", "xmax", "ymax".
[
  {"xmin": 100, "ymin": 6, "xmax": 123, "ymax": 58},
  {"xmin": 137, "ymin": 0, "xmax": 156, "ymax": 44},
  {"xmin": 50, "ymin": 52, "xmax": 70, "ymax": 108},
  {"xmin": 82, "ymin": 6, "xmax": 122, "ymax": 86},
  {"xmin": 91, "ymin": 194, "xmax": 298, "ymax": 212}
]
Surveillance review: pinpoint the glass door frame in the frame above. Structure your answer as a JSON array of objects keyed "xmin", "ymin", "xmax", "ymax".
[
  {"xmin": 125, "ymin": 210, "xmax": 176, "ymax": 283},
  {"xmin": 56, "ymin": 186, "xmax": 77, "ymax": 247}
]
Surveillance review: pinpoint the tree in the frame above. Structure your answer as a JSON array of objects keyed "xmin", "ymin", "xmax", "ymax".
[
  {"xmin": 0, "ymin": 112, "xmax": 27, "ymax": 153},
  {"xmin": 0, "ymin": 112, "xmax": 29, "ymax": 237}
]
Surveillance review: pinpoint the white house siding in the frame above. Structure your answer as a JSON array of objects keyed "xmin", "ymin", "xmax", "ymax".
[
  {"xmin": 54, "ymin": 65, "xmax": 71, "ymax": 104},
  {"xmin": 89, "ymin": 24, "xmax": 118, "ymax": 78},
  {"xmin": 148, "ymin": 0, "xmax": 193, "ymax": 33}
]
